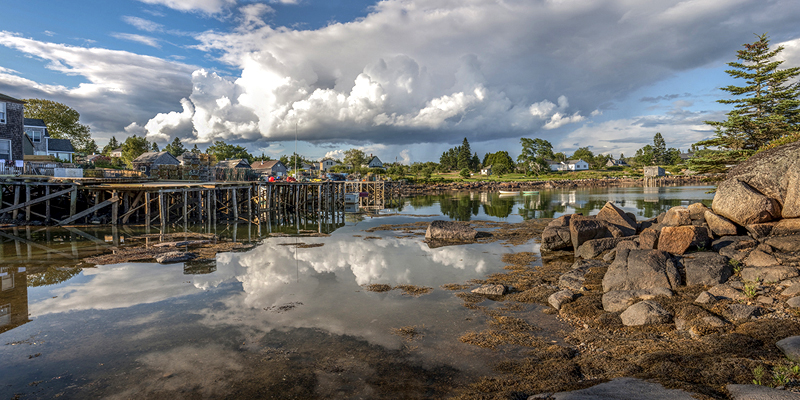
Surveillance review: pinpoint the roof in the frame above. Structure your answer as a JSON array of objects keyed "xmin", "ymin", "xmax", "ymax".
[
  {"xmin": 566, "ymin": 159, "xmax": 586, "ymax": 164},
  {"xmin": 251, "ymin": 160, "xmax": 284, "ymax": 170},
  {"xmin": 47, "ymin": 138, "xmax": 75, "ymax": 152},
  {"xmin": 23, "ymin": 118, "xmax": 46, "ymax": 127},
  {"xmin": 112, "ymin": 147, "xmax": 123, "ymax": 152},
  {"xmin": 217, "ymin": 158, "xmax": 251, "ymax": 168},
  {"xmin": 0, "ymin": 93, "xmax": 25, "ymax": 104},
  {"xmin": 132, "ymin": 151, "xmax": 179, "ymax": 164}
]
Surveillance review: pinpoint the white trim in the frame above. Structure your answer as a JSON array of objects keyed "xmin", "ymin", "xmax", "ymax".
[{"xmin": 0, "ymin": 102, "xmax": 5, "ymax": 124}]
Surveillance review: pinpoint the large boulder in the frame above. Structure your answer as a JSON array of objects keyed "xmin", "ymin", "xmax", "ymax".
[
  {"xmin": 425, "ymin": 220, "xmax": 478, "ymax": 241},
  {"xmin": 678, "ymin": 252, "xmax": 732, "ymax": 286},
  {"xmin": 639, "ymin": 228, "xmax": 659, "ymax": 249},
  {"xmin": 595, "ymin": 201, "xmax": 637, "ymax": 236},
  {"xmin": 602, "ymin": 288, "xmax": 673, "ymax": 312},
  {"xmin": 603, "ymin": 248, "xmax": 681, "ymax": 292},
  {"xmin": 620, "ymin": 300, "xmax": 672, "ymax": 326},
  {"xmin": 743, "ymin": 249, "xmax": 780, "ymax": 267},
  {"xmin": 772, "ymin": 218, "xmax": 800, "ymax": 236},
  {"xmin": 746, "ymin": 222, "xmax": 776, "ymax": 239},
  {"xmin": 547, "ymin": 214, "xmax": 572, "ymax": 228},
  {"xmin": 776, "ymin": 336, "xmax": 800, "ymax": 362},
  {"xmin": 704, "ymin": 211, "xmax": 738, "ymax": 237},
  {"xmin": 569, "ymin": 215, "xmax": 623, "ymax": 251},
  {"xmin": 541, "ymin": 226, "xmax": 572, "ymax": 251},
  {"xmin": 548, "ymin": 290, "xmax": 576, "ymax": 310},
  {"xmin": 661, "ymin": 206, "xmax": 692, "ymax": 227},
  {"xmin": 657, "ymin": 225, "xmax": 711, "ymax": 255},
  {"xmin": 558, "ymin": 259, "xmax": 607, "ymax": 291},
  {"xmin": 724, "ymin": 140, "xmax": 800, "ymax": 219},
  {"xmin": 712, "ymin": 179, "xmax": 781, "ymax": 226},
  {"xmin": 687, "ymin": 203, "xmax": 709, "ymax": 221},
  {"xmin": 765, "ymin": 235, "xmax": 800, "ymax": 252},
  {"xmin": 576, "ymin": 236, "xmax": 637, "ymax": 259}
]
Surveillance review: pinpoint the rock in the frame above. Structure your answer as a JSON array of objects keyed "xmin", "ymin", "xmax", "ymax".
[
  {"xmin": 547, "ymin": 214, "xmax": 571, "ymax": 228},
  {"xmin": 765, "ymin": 235, "xmax": 800, "ymax": 252},
  {"xmin": 727, "ymin": 384, "xmax": 800, "ymax": 400},
  {"xmin": 603, "ymin": 249, "xmax": 681, "ymax": 292},
  {"xmin": 776, "ymin": 336, "xmax": 800, "ymax": 363},
  {"xmin": 723, "ymin": 304, "xmax": 761, "ymax": 321},
  {"xmin": 425, "ymin": 220, "xmax": 478, "ymax": 241},
  {"xmin": 705, "ymin": 211, "xmax": 738, "ymax": 237},
  {"xmin": 708, "ymin": 284, "xmax": 746, "ymax": 301},
  {"xmin": 741, "ymin": 267, "xmax": 799, "ymax": 283},
  {"xmin": 638, "ymin": 218, "xmax": 657, "ymax": 233},
  {"xmin": 771, "ymin": 218, "xmax": 800, "ymax": 236},
  {"xmin": 541, "ymin": 226, "xmax": 572, "ymax": 251},
  {"xmin": 718, "ymin": 239, "xmax": 757, "ymax": 263},
  {"xmin": 471, "ymin": 284, "xmax": 507, "ymax": 296},
  {"xmin": 782, "ymin": 283, "xmax": 800, "ymax": 297},
  {"xmin": 744, "ymin": 249, "xmax": 780, "ymax": 267},
  {"xmin": 787, "ymin": 297, "xmax": 800, "ymax": 308},
  {"xmin": 603, "ymin": 250, "xmax": 617, "ymax": 263},
  {"xmin": 712, "ymin": 179, "xmax": 781, "ymax": 226},
  {"xmin": 558, "ymin": 259, "xmax": 607, "ymax": 291},
  {"xmin": 757, "ymin": 296, "xmax": 775, "ymax": 305},
  {"xmin": 545, "ymin": 377, "xmax": 697, "ymax": 400},
  {"xmin": 712, "ymin": 235, "xmax": 753, "ymax": 252},
  {"xmin": 548, "ymin": 290, "xmax": 576, "ymax": 310},
  {"xmin": 746, "ymin": 222, "xmax": 776, "ymax": 239},
  {"xmin": 602, "ymin": 288, "xmax": 673, "ymax": 312},
  {"xmin": 695, "ymin": 291, "xmax": 717, "ymax": 304},
  {"xmin": 570, "ymin": 216, "xmax": 608, "ymax": 251},
  {"xmin": 639, "ymin": 228, "xmax": 659, "ymax": 249},
  {"xmin": 595, "ymin": 201, "xmax": 638, "ymax": 236},
  {"xmin": 662, "ymin": 206, "xmax": 692, "ymax": 227},
  {"xmin": 687, "ymin": 203, "xmax": 709, "ymax": 221},
  {"xmin": 153, "ymin": 240, "xmax": 211, "ymax": 248},
  {"xmin": 679, "ymin": 252, "xmax": 732, "ymax": 286},
  {"xmin": 675, "ymin": 306, "xmax": 726, "ymax": 337},
  {"xmin": 724, "ymin": 140, "xmax": 800, "ymax": 219},
  {"xmin": 657, "ymin": 212, "xmax": 667, "ymax": 224},
  {"xmin": 576, "ymin": 236, "xmax": 636, "ymax": 259},
  {"xmin": 620, "ymin": 300, "xmax": 672, "ymax": 326},
  {"xmin": 156, "ymin": 251, "xmax": 197, "ymax": 263},
  {"xmin": 657, "ymin": 225, "xmax": 711, "ymax": 255}
]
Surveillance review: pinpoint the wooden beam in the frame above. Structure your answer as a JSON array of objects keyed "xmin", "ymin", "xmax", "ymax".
[
  {"xmin": 121, "ymin": 191, "xmax": 145, "ymax": 224},
  {"xmin": 70, "ymin": 188, "xmax": 77, "ymax": 217},
  {"xmin": 45, "ymin": 185, "xmax": 51, "ymax": 224},
  {"xmin": 25, "ymin": 185, "xmax": 31, "ymax": 222},
  {"xmin": 12, "ymin": 185, "xmax": 20, "ymax": 219},
  {"xmin": 111, "ymin": 190, "xmax": 119, "ymax": 225},
  {"xmin": 0, "ymin": 187, "xmax": 75, "ymax": 215},
  {"xmin": 57, "ymin": 195, "xmax": 120, "ymax": 226}
]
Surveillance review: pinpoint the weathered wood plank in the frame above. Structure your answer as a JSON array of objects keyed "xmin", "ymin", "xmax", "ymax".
[
  {"xmin": 57, "ymin": 195, "xmax": 120, "ymax": 226},
  {"xmin": 0, "ymin": 187, "xmax": 75, "ymax": 214}
]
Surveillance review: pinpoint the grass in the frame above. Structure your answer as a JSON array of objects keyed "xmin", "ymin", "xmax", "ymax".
[{"xmin": 744, "ymin": 281, "xmax": 759, "ymax": 299}]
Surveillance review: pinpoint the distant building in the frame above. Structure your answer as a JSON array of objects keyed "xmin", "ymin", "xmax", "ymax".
[
  {"xmin": 23, "ymin": 119, "xmax": 76, "ymax": 162},
  {"xmin": 480, "ymin": 165, "xmax": 492, "ymax": 175},
  {"xmin": 132, "ymin": 151, "xmax": 179, "ymax": 176},
  {"xmin": 606, "ymin": 159, "xmax": 629, "ymax": 167},
  {"xmin": 110, "ymin": 147, "xmax": 123, "ymax": 158},
  {"xmin": 644, "ymin": 166, "xmax": 665, "ymax": 177},
  {"xmin": 251, "ymin": 160, "xmax": 288, "ymax": 177},
  {"xmin": 0, "ymin": 93, "xmax": 26, "ymax": 162},
  {"xmin": 679, "ymin": 152, "xmax": 694, "ymax": 162},
  {"xmin": 216, "ymin": 158, "xmax": 251, "ymax": 169},
  {"xmin": 319, "ymin": 158, "xmax": 340, "ymax": 172},
  {"xmin": 548, "ymin": 159, "xmax": 589, "ymax": 171},
  {"xmin": 363, "ymin": 155, "xmax": 384, "ymax": 169}
]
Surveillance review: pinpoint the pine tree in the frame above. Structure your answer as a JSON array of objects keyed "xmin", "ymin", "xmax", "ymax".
[
  {"xmin": 457, "ymin": 137, "xmax": 472, "ymax": 171},
  {"xmin": 165, "ymin": 137, "xmax": 187, "ymax": 157},
  {"xmin": 690, "ymin": 33, "xmax": 800, "ymax": 172},
  {"xmin": 102, "ymin": 136, "xmax": 119, "ymax": 156},
  {"xmin": 653, "ymin": 132, "xmax": 667, "ymax": 165}
]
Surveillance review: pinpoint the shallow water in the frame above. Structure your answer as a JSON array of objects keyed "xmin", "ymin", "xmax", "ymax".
[{"xmin": 0, "ymin": 185, "xmax": 714, "ymax": 399}]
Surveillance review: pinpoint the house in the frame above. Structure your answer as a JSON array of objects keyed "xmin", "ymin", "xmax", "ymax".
[
  {"xmin": 131, "ymin": 151, "xmax": 179, "ymax": 176},
  {"xmin": 644, "ymin": 166, "xmax": 665, "ymax": 177},
  {"xmin": 364, "ymin": 155, "xmax": 384, "ymax": 169},
  {"xmin": 23, "ymin": 119, "xmax": 76, "ymax": 162},
  {"xmin": 110, "ymin": 147, "xmax": 123, "ymax": 158},
  {"xmin": 605, "ymin": 159, "xmax": 629, "ymax": 167},
  {"xmin": 216, "ymin": 158, "xmax": 251, "ymax": 169},
  {"xmin": 251, "ymin": 160, "xmax": 288, "ymax": 177},
  {"xmin": 547, "ymin": 160, "xmax": 564, "ymax": 171},
  {"xmin": 0, "ymin": 93, "xmax": 26, "ymax": 162},
  {"xmin": 319, "ymin": 158, "xmax": 340, "ymax": 172},
  {"xmin": 300, "ymin": 162, "xmax": 318, "ymax": 172},
  {"xmin": 480, "ymin": 165, "xmax": 492, "ymax": 175},
  {"xmin": 565, "ymin": 159, "xmax": 589, "ymax": 171},
  {"xmin": 679, "ymin": 152, "xmax": 694, "ymax": 162}
]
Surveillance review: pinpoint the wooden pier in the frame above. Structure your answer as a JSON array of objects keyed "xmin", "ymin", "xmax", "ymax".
[{"xmin": 0, "ymin": 177, "xmax": 399, "ymax": 229}]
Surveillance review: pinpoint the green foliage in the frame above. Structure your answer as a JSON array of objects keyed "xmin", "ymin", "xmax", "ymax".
[
  {"xmin": 440, "ymin": 138, "xmax": 478, "ymax": 171},
  {"xmin": 459, "ymin": 168, "xmax": 471, "ymax": 179},
  {"xmin": 23, "ymin": 98, "xmax": 93, "ymax": 154},
  {"xmin": 121, "ymin": 135, "xmax": 151, "ymax": 168},
  {"xmin": 151, "ymin": 142, "xmax": 159, "ymax": 151},
  {"xmin": 343, "ymin": 148, "xmax": 366, "ymax": 169},
  {"xmin": 484, "ymin": 151, "xmax": 514, "ymax": 176},
  {"xmin": 191, "ymin": 144, "xmax": 201, "ymax": 154},
  {"xmin": 570, "ymin": 147, "xmax": 594, "ymax": 166},
  {"xmin": 692, "ymin": 33, "xmax": 800, "ymax": 173},
  {"xmin": 743, "ymin": 281, "xmax": 758, "ymax": 298},
  {"xmin": 102, "ymin": 136, "xmax": 120, "ymax": 156},
  {"xmin": 83, "ymin": 139, "xmax": 99, "ymax": 155},
  {"xmin": 518, "ymin": 138, "xmax": 554, "ymax": 175},
  {"xmin": 387, "ymin": 163, "xmax": 407, "ymax": 177},
  {"xmin": 164, "ymin": 137, "xmax": 187, "ymax": 157},
  {"xmin": 206, "ymin": 140, "xmax": 253, "ymax": 163},
  {"xmin": 753, "ymin": 365, "xmax": 766, "ymax": 386}
]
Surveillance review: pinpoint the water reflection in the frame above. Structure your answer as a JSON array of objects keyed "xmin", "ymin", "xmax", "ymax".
[{"xmin": 0, "ymin": 266, "xmax": 29, "ymax": 334}]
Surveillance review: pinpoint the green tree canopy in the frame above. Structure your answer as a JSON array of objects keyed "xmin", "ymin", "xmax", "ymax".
[
  {"xmin": 570, "ymin": 147, "xmax": 594, "ymax": 165},
  {"xmin": 121, "ymin": 135, "xmax": 151, "ymax": 168},
  {"xmin": 164, "ymin": 137, "xmax": 187, "ymax": 157},
  {"xmin": 23, "ymin": 99, "xmax": 93, "ymax": 154},
  {"xmin": 690, "ymin": 33, "xmax": 800, "ymax": 173},
  {"xmin": 518, "ymin": 138, "xmax": 554, "ymax": 174},
  {"xmin": 343, "ymin": 148, "xmax": 366, "ymax": 169},
  {"xmin": 484, "ymin": 151, "xmax": 514, "ymax": 176},
  {"xmin": 206, "ymin": 140, "xmax": 253, "ymax": 163},
  {"xmin": 102, "ymin": 136, "xmax": 120, "ymax": 156}
]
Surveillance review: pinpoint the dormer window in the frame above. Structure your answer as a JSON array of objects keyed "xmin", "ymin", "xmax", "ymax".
[{"xmin": 25, "ymin": 127, "xmax": 44, "ymax": 142}]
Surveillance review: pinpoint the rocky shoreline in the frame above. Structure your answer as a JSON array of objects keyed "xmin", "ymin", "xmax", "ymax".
[{"xmin": 399, "ymin": 175, "xmax": 717, "ymax": 195}]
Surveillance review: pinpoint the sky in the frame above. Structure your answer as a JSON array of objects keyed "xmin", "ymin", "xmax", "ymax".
[{"xmin": 1, "ymin": 0, "xmax": 800, "ymax": 164}]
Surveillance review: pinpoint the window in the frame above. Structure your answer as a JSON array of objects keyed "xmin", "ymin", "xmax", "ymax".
[
  {"xmin": 0, "ymin": 102, "xmax": 5, "ymax": 124},
  {"xmin": 0, "ymin": 139, "xmax": 10, "ymax": 161},
  {"xmin": 25, "ymin": 127, "xmax": 44, "ymax": 142}
]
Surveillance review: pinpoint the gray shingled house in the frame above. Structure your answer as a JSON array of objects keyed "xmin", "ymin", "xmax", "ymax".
[
  {"xmin": 251, "ymin": 160, "xmax": 288, "ymax": 177},
  {"xmin": 216, "ymin": 158, "xmax": 251, "ymax": 169},
  {"xmin": 132, "ymin": 151, "xmax": 179, "ymax": 176},
  {"xmin": 23, "ymin": 118, "xmax": 75, "ymax": 161},
  {"xmin": 0, "ymin": 93, "xmax": 26, "ymax": 162}
]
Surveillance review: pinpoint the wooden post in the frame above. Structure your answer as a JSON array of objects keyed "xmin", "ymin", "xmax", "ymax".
[
  {"xmin": 145, "ymin": 191, "xmax": 150, "ymax": 228},
  {"xmin": 70, "ymin": 187, "xmax": 77, "ymax": 218},
  {"xmin": 45, "ymin": 185, "xmax": 51, "ymax": 224},
  {"xmin": 197, "ymin": 190, "xmax": 203, "ymax": 221},
  {"xmin": 111, "ymin": 190, "xmax": 118, "ymax": 225},
  {"xmin": 12, "ymin": 185, "xmax": 20, "ymax": 220},
  {"xmin": 232, "ymin": 188, "xmax": 238, "ymax": 220},
  {"xmin": 25, "ymin": 184, "xmax": 31, "ymax": 222},
  {"xmin": 247, "ymin": 186, "xmax": 252, "ymax": 223},
  {"xmin": 212, "ymin": 188, "xmax": 217, "ymax": 225},
  {"xmin": 159, "ymin": 191, "xmax": 166, "ymax": 231},
  {"xmin": 183, "ymin": 189, "xmax": 188, "ymax": 230}
]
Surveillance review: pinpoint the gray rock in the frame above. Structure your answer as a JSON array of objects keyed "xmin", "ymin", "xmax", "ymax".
[
  {"xmin": 662, "ymin": 206, "xmax": 692, "ymax": 227},
  {"xmin": 782, "ymin": 283, "xmax": 800, "ymax": 297},
  {"xmin": 746, "ymin": 222, "xmax": 776, "ymax": 239},
  {"xmin": 603, "ymin": 248, "xmax": 681, "ymax": 292},
  {"xmin": 620, "ymin": 300, "xmax": 672, "ymax": 326},
  {"xmin": 576, "ymin": 236, "xmax": 637, "ymax": 259},
  {"xmin": 758, "ymin": 296, "xmax": 775, "ymax": 305},
  {"xmin": 570, "ymin": 215, "xmax": 626, "ymax": 252},
  {"xmin": 547, "ymin": 214, "xmax": 571, "ymax": 228},
  {"xmin": 638, "ymin": 218, "xmax": 657, "ymax": 233},
  {"xmin": 724, "ymin": 304, "xmax": 761, "ymax": 321},
  {"xmin": 675, "ymin": 308, "xmax": 726, "ymax": 337},
  {"xmin": 708, "ymin": 284, "xmax": 746, "ymax": 301},
  {"xmin": 156, "ymin": 251, "xmax": 197, "ymax": 263},
  {"xmin": 639, "ymin": 228, "xmax": 659, "ymax": 249},
  {"xmin": 765, "ymin": 235, "xmax": 800, "ymax": 253},
  {"xmin": 603, "ymin": 288, "xmax": 673, "ymax": 312},
  {"xmin": 787, "ymin": 297, "xmax": 800, "ymax": 308},
  {"xmin": 705, "ymin": 210, "xmax": 738, "ymax": 237},
  {"xmin": 688, "ymin": 203, "xmax": 709, "ymax": 221},
  {"xmin": 776, "ymin": 336, "xmax": 800, "ymax": 363},
  {"xmin": 603, "ymin": 249, "xmax": 617, "ymax": 263},
  {"xmin": 741, "ymin": 267, "xmax": 799, "ymax": 283},
  {"xmin": 471, "ymin": 284, "xmax": 507, "ymax": 296},
  {"xmin": 712, "ymin": 179, "xmax": 781, "ymax": 226},
  {"xmin": 695, "ymin": 291, "xmax": 717, "ymax": 304},
  {"xmin": 712, "ymin": 235, "xmax": 754, "ymax": 252},
  {"xmin": 679, "ymin": 252, "xmax": 732, "ymax": 286},
  {"xmin": 542, "ymin": 226, "xmax": 572, "ymax": 251},
  {"xmin": 771, "ymin": 218, "xmax": 800, "ymax": 236},
  {"xmin": 744, "ymin": 249, "xmax": 780, "ymax": 267},
  {"xmin": 548, "ymin": 290, "xmax": 576, "ymax": 310},
  {"xmin": 718, "ymin": 239, "xmax": 757, "ymax": 263},
  {"xmin": 596, "ymin": 201, "xmax": 638, "ymax": 237},
  {"xmin": 425, "ymin": 220, "xmax": 478, "ymax": 241},
  {"xmin": 558, "ymin": 259, "xmax": 607, "ymax": 291},
  {"xmin": 545, "ymin": 377, "xmax": 696, "ymax": 400},
  {"xmin": 727, "ymin": 384, "xmax": 800, "ymax": 400}
]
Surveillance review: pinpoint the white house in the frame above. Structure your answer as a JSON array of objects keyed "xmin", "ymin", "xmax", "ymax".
[
  {"xmin": 547, "ymin": 160, "xmax": 563, "ymax": 171},
  {"xmin": 565, "ymin": 159, "xmax": 589, "ymax": 171},
  {"xmin": 319, "ymin": 158, "xmax": 340, "ymax": 172},
  {"xmin": 480, "ymin": 165, "xmax": 492, "ymax": 175}
]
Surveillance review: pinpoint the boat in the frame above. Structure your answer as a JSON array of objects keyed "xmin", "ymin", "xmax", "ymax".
[
  {"xmin": 522, "ymin": 191, "xmax": 539, "ymax": 195},
  {"xmin": 498, "ymin": 190, "xmax": 520, "ymax": 195}
]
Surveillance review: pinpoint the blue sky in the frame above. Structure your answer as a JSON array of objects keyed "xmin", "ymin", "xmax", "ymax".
[{"xmin": 1, "ymin": 0, "xmax": 799, "ymax": 163}]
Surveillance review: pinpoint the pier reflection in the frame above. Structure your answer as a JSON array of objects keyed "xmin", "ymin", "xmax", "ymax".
[{"xmin": 0, "ymin": 266, "xmax": 29, "ymax": 334}]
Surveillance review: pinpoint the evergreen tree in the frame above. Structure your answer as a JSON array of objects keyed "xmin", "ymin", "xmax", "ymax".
[
  {"xmin": 102, "ymin": 136, "xmax": 119, "ymax": 156},
  {"xmin": 690, "ymin": 33, "xmax": 800, "ymax": 172},
  {"xmin": 457, "ymin": 137, "xmax": 472, "ymax": 171},
  {"xmin": 165, "ymin": 137, "xmax": 187, "ymax": 157},
  {"xmin": 191, "ymin": 144, "xmax": 201, "ymax": 154},
  {"xmin": 151, "ymin": 142, "xmax": 159, "ymax": 151},
  {"xmin": 653, "ymin": 132, "xmax": 667, "ymax": 164},
  {"xmin": 471, "ymin": 152, "xmax": 480, "ymax": 170},
  {"xmin": 121, "ymin": 135, "xmax": 150, "ymax": 168}
]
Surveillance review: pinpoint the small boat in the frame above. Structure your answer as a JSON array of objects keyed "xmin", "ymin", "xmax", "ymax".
[
  {"xmin": 522, "ymin": 191, "xmax": 539, "ymax": 195},
  {"xmin": 498, "ymin": 190, "xmax": 520, "ymax": 195}
]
